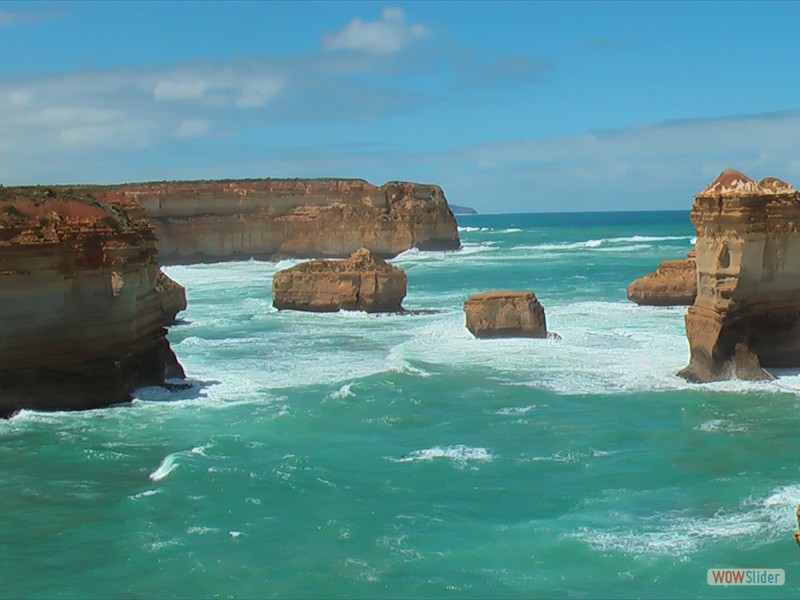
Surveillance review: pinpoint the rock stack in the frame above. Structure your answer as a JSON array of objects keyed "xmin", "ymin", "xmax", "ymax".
[
  {"xmin": 463, "ymin": 291, "xmax": 548, "ymax": 338},
  {"xmin": 272, "ymin": 248, "xmax": 407, "ymax": 313},
  {"xmin": 678, "ymin": 169, "xmax": 800, "ymax": 382}
]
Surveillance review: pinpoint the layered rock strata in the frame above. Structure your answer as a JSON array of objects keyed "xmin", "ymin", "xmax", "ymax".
[
  {"xmin": 272, "ymin": 248, "xmax": 407, "ymax": 313},
  {"xmin": 678, "ymin": 170, "xmax": 800, "ymax": 382},
  {"xmin": 627, "ymin": 250, "xmax": 697, "ymax": 306},
  {"xmin": 94, "ymin": 179, "xmax": 460, "ymax": 264},
  {"xmin": 0, "ymin": 186, "xmax": 184, "ymax": 416},
  {"xmin": 155, "ymin": 269, "xmax": 187, "ymax": 325},
  {"xmin": 464, "ymin": 291, "xmax": 548, "ymax": 338}
]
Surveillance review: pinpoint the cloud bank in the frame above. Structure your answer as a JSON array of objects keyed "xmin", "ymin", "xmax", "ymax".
[{"xmin": 322, "ymin": 7, "xmax": 429, "ymax": 55}]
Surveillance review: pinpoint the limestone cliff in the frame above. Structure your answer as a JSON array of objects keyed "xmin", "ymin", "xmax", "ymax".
[
  {"xmin": 94, "ymin": 179, "xmax": 460, "ymax": 264},
  {"xmin": 678, "ymin": 169, "xmax": 800, "ymax": 382},
  {"xmin": 155, "ymin": 269, "xmax": 187, "ymax": 325},
  {"xmin": 0, "ymin": 186, "xmax": 183, "ymax": 416},
  {"xmin": 272, "ymin": 248, "xmax": 406, "ymax": 313},
  {"xmin": 627, "ymin": 250, "xmax": 697, "ymax": 306}
]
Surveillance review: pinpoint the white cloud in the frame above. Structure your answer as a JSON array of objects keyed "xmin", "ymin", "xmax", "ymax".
[
  {"xmin": 152, "ymin": 69, "xmax": 285, "ymax": 107},
  {"xmin": 442, "ymin": 110, "xmax": 800, "ymax": 212},
  {"xmin": 322, "ymin": 7, "xmax": 429, "ymax": 55},
  {"xmin": 174, "ymin": 119, "xmax": 211, "ymax": 139},
  {"xmin": 153, "ymin": 79, "xmax": 208, "ymax": 102}
]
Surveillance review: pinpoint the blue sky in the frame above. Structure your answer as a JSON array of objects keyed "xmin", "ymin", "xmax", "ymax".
[{"xmin": 1, "ymin": 1, "xmax": 799, "ymax": 212}]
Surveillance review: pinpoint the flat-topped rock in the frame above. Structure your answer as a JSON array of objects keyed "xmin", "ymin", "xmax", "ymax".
[
  {"xmin": 272, "ymin": 248, "xmax": 407, "ymax": 313},
  {"xmin": 464, "ymin": 291, "xmax": 547, "ymax": 338},
  {"xmin": 627, "ymin": 250, "xmax": 697, "ymax": 306}
]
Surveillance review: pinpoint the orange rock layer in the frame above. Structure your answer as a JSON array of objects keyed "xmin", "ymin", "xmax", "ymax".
[
  {"xmin": 0, "ymin": 186, "xmax": 183, "ymax": 416},
  {"xmin": 93, "ymin": 179, "xmax": 461, "ymax": 264},
  {"xmin": 679, "ymin": 169, "xmax": 800, "ymax": 382},
  {"xmin": 627, "ymin": 251, "xmax": 697, "ymax": 306}
]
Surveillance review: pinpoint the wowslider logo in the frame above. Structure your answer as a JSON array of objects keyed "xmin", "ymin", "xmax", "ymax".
[{"xmin": 707, "ymin": 569, "xmax": 785, "ymax": 586}]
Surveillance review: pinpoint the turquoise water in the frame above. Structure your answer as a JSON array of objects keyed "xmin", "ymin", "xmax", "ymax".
[{"xmin": 3, "ymin": 211, "xmax": 800, "ymax": 598}]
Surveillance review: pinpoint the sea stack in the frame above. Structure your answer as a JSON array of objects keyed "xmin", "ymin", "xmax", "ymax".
[
  {"xmin": 272, "ymin": 248, "xmax": 407, "ymax": 313},
  {"xmin": 95, "ymin": 179, "xmax": 461, "ymax": 264},
  {"xmin": 154, "ymin": 268, "xmax": 187, "ymax": 325},
  {"xmin": 0, "ymin": 187, "xmax": 184, "ymax": 417},
  {"xmin": 678, "ymin": 169, "xmax": 800, "ymax": 382},
  {"xmin": 464, "ymin": 291, "xmax": 547, "ymax": 338},
  {"xmin": 627, "ymin": 250, "xmax": 697, "ymax": 306}
]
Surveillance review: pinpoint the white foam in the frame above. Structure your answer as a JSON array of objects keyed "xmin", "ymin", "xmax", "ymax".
[
  {"xmin": 327, "ymin": 383, "xmax": 355, "ymax": 400},
  {"xmin": 512, "ymin": 235, "xmax": 692, "ymax": 253},
  {"xmin": 149, "ymin": 453, "xmax": 180, "ymax": 481},
  {"xmin": 187, "ymin": 526, "xmax": 219, "ymax": 535},
  {"xmin": 161, "ymin": 259, "xmax": 800, "ymax": 406},
  {"xmin": 572, "ymin": 483, "xmax": 800, "ymax": 556},
  {"xmin": 390, "ymin": 445, "xmax": 494, "ymax": 464},
  {"xmin": 130, "ymin": 489, "xmax": 160, "ymax": 499},
  {"xmin": 494, "ymin": 405, "xmax": 543, "ymax": 415},
  {"xmin": 594, "ymin": 244, "xmax": 651, "ymax": 253},
  {"xmin": 696, "ymin": 419, "xmax": 747, "ymax": 433}
]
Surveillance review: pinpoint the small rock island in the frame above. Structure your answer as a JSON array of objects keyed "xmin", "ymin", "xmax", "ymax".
[
  {"xmin": 272, "ymin": 248, "xmax": 407, "ymax": 313},
  {"xmin": 464, "ymin": 291, "xmax": 548, "ymax": 338}
]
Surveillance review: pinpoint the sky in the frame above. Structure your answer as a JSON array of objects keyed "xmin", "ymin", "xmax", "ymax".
[{"xmin": 1, "ymin": 1, "xmax": 800, "ymax": 213}]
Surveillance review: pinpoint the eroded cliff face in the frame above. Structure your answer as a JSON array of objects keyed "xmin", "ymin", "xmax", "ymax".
[
  {"xmin": 0, "ymin": 187, "xmax": 183, "ymax": 416},
  {"xmin": 627, "ymin": 250, "xmax": 697, "ymax": 306},
  {"xmin": 95, "ymin": 179, "xmax": 460, "ymax": 264},
  {"xmin": 678, "ymin": 169, "xmax": 800, "ymax": 382}
]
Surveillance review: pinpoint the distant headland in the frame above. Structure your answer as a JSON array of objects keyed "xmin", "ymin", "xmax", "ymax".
[{"xmin": 449, "ymin": 204, "xmax": 478, "ymax": 215}]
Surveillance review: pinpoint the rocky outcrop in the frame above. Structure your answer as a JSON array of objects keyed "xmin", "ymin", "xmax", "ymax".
[
  {"xmin": 464, "ymin": 291, "xmax": 547, "ymax": 338},
  {"xmin": 155, "ymin": 269, "xmax": 187, "ymax": 325},
  {"xmin": 93, "ymin": 179, "xmax": 460, "ymax": 264},
  {"xmin": 678, "ymin": 169, "xmax": 800, "ymax": 382},
  {"xmin": 627, "ymin": 250, "xmax": 697, "ymax": 306},
  {"xmin": 272, "ymin": 248, "xmax": 406, "ymax": 313},
  {"xmin": 0, "ymin": 186, "xmax": 184, "ymax": 416}
]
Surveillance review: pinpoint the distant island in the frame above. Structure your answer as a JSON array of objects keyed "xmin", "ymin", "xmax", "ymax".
[{"xmin": 450, "ymin": 204, "xmax": 478, "ymax": 215}]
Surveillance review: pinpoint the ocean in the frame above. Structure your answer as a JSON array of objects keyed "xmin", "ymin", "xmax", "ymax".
[{"xmin": 2, "ymin": 210, "xmax": 800, "ymax": 599}]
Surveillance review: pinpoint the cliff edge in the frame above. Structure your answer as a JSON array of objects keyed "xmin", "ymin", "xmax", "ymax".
[
  {"xmin": 0, "ymin": 186, "xmax": 183, "ymax": 416},
  {"xmin": 678, "ymin": 169, "xmax": 800, "ymax": 382},
  {"xmin": 95, "ymin": 179, "xmax": 461, "ymax": 264}
]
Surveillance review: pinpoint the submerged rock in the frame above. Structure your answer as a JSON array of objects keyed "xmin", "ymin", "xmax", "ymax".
[
  {"xmin": 627, "ymin": 250, "xmax": 697, "ymax": 306},
  {"xmin": 272, "ymin": 248, "xmax": 407, "ymax": 313},
  {"xmin": 463, "ymin": 291, "xmax": 547, "ymax": 338}
]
